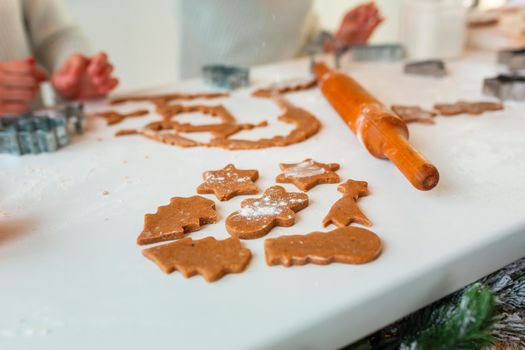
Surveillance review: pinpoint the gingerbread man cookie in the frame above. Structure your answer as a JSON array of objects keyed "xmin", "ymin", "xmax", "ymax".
[
  {"xmin": 226, "ymin": 186, "xmax": 309, "ymax": 239},
  {"xmin": 264, "ymin": 227, "xmax": 382, "ymax": 267},
  {"xmin": 276, "ymin": 159, "xmax": 340, "ymax": 191},
  {"xmin": 143, "ymin": 236, "xmax": 252, "ymax": 282},
  {"xmin": 197, "ymin": 164, "xmax": 259, "ymax": 201},
  {"xmin": 137, "ymin": 196, "xmax": 216, "ymax": 245},
  {"xmin": 323, "ymin": 180, "xmax": 372, "ymax": 228}
]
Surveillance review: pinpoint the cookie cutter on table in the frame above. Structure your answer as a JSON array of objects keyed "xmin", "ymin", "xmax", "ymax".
[
  {"xmin": 202, "ymin": 64, "xmax": 250, "ymax": 90},
  {"xmin": 351, "ymin": 44, "xmax": 406, "ymax": 62},
  {"xmin": 0, "ymin": 102, "xmax": 85, "ymax": 155},
  {"xmin": 305, "ymin": 34, "xmax": 407, "ymax": 68},
  {"xmin": 404, "ymin": 59, "xmax": 447, "ymax": 78},
  {"xmin": 483, "ymin": 75, "xmax": 525, "ymax": 101},
  {"xmin": 305, "ymin": 31, "xmax": 346, "ymax": 68},
  {"xmin": 498, "ymin": 47, "xmax": 525, "ymax": 71}
]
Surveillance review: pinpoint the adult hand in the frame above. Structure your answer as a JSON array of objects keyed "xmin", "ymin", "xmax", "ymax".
[
  {"xmin": 334, "ymin": 2, "xmax": 384, "ymax": 48},
  {"xmin": 0, "ymin": 58, "xmax": 47, "ymax": 116},
  {"xmin": 52, "ymin": 52, "xmax": 118, "ymax": 100}
]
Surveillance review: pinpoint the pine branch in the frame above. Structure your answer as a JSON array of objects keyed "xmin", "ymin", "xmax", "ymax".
[
  {"xmin": 345, "ymin": 258, "xmax": 525, "ymax": 350},
  {"xmin": 398, "ymin": 284, "xmax": 496, "ymax": 350}
]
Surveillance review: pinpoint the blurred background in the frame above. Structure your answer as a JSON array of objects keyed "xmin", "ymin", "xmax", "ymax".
[{"xmin": 64, "ymin": 0, "xmax": 509, "ymax": 92}]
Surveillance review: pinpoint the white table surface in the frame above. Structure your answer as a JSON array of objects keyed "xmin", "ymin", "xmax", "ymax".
[{"xmin": 1, "ymin": 52, "xmax": 524, "ymax": 350}]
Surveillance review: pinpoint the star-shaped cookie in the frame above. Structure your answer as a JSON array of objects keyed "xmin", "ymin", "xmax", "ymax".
[
  {"xmin": 276, "ymin": 159, "xmax": 340, "ymax": 191},
  {"xmin": 197, "ymin": 164, "xmax": 259, "ymax": 201}
]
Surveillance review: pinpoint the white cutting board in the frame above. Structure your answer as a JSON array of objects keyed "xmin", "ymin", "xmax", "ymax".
[{"xmin": 1, "ymin": 53, "xmax": 524, "ymax": 350}]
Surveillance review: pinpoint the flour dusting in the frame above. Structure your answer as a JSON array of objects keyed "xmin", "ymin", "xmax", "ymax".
[
  {"xmin": 204, "ymin": 172, "xmax": 250, "ymax": 184},
  {"xmin": 283, "ymin": 159, "xmax": 326, "ymax": 178},
  {"xmin": 238, "ymin": 197, "xmax": 304, "ymax": 220}
]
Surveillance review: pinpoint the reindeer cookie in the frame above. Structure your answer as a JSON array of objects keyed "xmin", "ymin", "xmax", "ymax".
[
  {"xmin": 323, "ymin": 180, "xmax": 372, "ymax": 228},
  {"xmin": 276, "ymin": 159, "xmax": 340, "ymax": 191},
  {"xmin": 226, "ymin": 186, "xmax": 309, "ymax": 239}
]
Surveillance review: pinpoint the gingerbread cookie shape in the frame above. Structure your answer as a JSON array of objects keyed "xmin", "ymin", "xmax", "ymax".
[
  {"xmin": 226, "ymin": 186, "xmax": 309, "ymax": 239},
  {"xmin": 95, "ymin": 109, "xmax": 149, "ymax": 126},
  {"xmin": 433, "ymin": 101, "xmax": 503, "ymax": 116},
  {"xmin": 323, "ymin": 180, "xmax": 372, "ymax": 228},
  {"xmin": 391, "ymin": 105, "xmax": 436, "ymax": 124},
  {"xmin": 143, "ymin": 236, "xmax": 252, "ymax": 282},
  {"xmin": 276, "ymin": 159, "xmax": 340, "ymax": 191},
  {"xmin": 264, "ymin": 226, "xmax": 382, "ymax": 267},
  {"xmin": 137, "ymin": 196, "xmax": 216, "ymax": 245},
  {"xmin": 197, "ymin": 164, "xmax": 259, "ymax": 201}
]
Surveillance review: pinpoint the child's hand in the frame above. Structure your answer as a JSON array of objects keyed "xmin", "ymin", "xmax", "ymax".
[
  {"xmin": 334, "ymin": 2, "xmax": 384, "ymax": 48},
  {"xmin": 52, "ymin": 52, "xmax": 119, "ymax": 100},
  {"xmin": 0, "ymin": 57, "xmax": 47, "ymax": 116}
]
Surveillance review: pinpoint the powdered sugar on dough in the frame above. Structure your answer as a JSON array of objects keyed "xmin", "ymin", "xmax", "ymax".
[
  {"xmin": 276, "ymin": 159, "xmax": 340, "ymax": 192},
  {"xmin": 283, "ymin": 159, "xmax": 327, "ymax": 178},
  {"xmin": 225, "ymin": 186, "xmax": 309, "ymax": 239},
  {"xmin": 204, "ymin": 172, "xmax": 250, "ymax": 184},
  {"xmin": 238, "ymin": 197, "xmax": 303, "ymax": 220},
  {"xmin": 197, "ymin": 164, "xmax": 259, "ymax": 201}
]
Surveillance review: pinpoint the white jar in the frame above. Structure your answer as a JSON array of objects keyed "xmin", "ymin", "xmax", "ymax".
[{"xmin": 401, "ymin": 0, "xmax": 467, "ymax": 60}]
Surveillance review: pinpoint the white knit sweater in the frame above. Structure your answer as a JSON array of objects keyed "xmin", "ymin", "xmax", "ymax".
[
  {"xmin": 176, "ymin": 0, "xmax": 318, "ymax": 78},
  {"xmin": 0, "ymin": 0, "xmax": 90, "ymax": 73}
]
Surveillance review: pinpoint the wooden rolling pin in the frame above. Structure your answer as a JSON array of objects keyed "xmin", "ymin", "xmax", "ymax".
[{"xmin": 313, "ymin": 62, "xmax": 439, "ymax": 191}]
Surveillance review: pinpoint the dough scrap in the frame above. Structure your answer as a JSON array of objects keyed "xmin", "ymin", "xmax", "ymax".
[
  {"xmin": 391, "ymin": 105, "xmax": 436, "ymax": 124},
  {"xmin": 433, "ymin": 101, "xmax": 503, "ymax": 116},
  {"xmin": 111, "ymin": 92, "xmax": 229, "ymax": 106},
  {"xmin": 148, "ymin": 104, "xmax": 267, "ymax": 138},
  {"xmin": 252, "ymin": 77, "xmax": 317, "ymax": 98},
  {"xmin": 264, "ymin": 226, "xmax": 382, "ymax": 267},
  {"xmin": 226, "ymin": 186, "xmax": 309, "ymax": 239},
  {"xmin": 143, "ymin": 236, "xmax": 252, "ymax": 282},
  {"xmin": 137, "ymin": 196, "xmax": 216, "ymax": 245},
  {"xmin": 197, "ymin": 164, "xmax": 259, "ymax": 201},
  {"xmin": 115, "ymin": 94, "xmax": 321, "ymax": 150},
  {"xmin": 95, "ymin": 109, "xmax": 149, "ymax": 126}
]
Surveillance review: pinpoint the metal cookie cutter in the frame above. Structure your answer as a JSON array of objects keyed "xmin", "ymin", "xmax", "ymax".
[
  {"xmin": 351, "ymin": 44, "xmax": 406, "ymax": 62},
  {"xmin": 0, "ymin": 103, "xmax": 85, "ymax": 155},
  {"xmin": 202, "ymin": 65, "xmax": 250, "ymax": 90},
  {"xmin": 483, "ymin": 75, "xmax": 525, "ymax": 101},
  {"xmin": 498, "ymin": 47, "xmax": 525, "ymax": 71},
  {"xmin": 404, "ymin": 59, "xmax": 447, "ymax": 78}
]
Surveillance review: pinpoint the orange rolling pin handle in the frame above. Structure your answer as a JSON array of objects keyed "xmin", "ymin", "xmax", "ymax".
[{"xmin": 313, "ymin": 62, "xmax": 439, "ymax": 191}]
